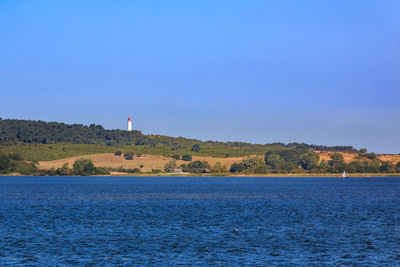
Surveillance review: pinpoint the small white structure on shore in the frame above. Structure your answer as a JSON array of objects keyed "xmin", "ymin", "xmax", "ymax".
[
  {"xmin": 127, "ymin": 117, "xmax": 132, "ymax": 131},
  {"xmin": 173, "ymin": 169, "xmax": 183, "ymax": 174}
]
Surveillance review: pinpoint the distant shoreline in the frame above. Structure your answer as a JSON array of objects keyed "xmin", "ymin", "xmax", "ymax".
[
  {"xmin": 2, "ymin": 173, "xmax": 400, "ymax": 178},
  {"xmin": 108, "ymin": 173, "xmax": 400, "ymax": 177}
]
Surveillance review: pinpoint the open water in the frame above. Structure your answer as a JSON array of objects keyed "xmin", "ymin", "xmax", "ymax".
[{"xmin": 0, "ymin": 176, "xmax": 399, "ymax": 266}]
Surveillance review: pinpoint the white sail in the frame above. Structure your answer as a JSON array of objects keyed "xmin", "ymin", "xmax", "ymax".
[{"xmin": 342, "ymin": 171, "xmax": 347, "ymax": 178}]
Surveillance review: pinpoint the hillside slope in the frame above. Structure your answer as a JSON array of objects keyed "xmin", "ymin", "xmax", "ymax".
[
  {"xmin": 1, "ymin": 118, "xmax": 400, "ymax": 175},
  {"xmin": 0, "ymin": 118, "xmax": 360, "ymax": 160}
]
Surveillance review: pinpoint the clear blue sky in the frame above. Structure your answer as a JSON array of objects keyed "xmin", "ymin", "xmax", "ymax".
[{"xmin": 1, "ymin": 1, "xmax": 399, "ymax": 153}]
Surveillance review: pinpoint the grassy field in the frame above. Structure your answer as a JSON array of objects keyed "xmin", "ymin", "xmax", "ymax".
[
  {"xmin": 0, "ymin": 144, "xmax": 115, "ymax": 161},
  {"xmin": 3, "ymin": 144, "xmax": 400, "ymax": 174},
  {"xmin": 38, "ymin": 153, "xmax": 252, "ymax": 172},
  {"xmin": 1, "ymin": 143, "xmax": 271, "ymax": 162}
]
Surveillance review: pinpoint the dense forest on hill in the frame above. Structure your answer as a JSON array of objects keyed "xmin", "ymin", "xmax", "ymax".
[
  {"xmin": 0, "ymin": 118, "xmax": 145, "ymax": 146},
  {"xmin": 0, "ymin": 118, "xmax": 358, "ymax": 152}
]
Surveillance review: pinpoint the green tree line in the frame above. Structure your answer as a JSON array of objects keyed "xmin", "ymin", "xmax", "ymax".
[
  {"xmin": 1, "ymin": 118, "xmax": 362, "ymax": 156},
  {"xmin": 229, "ymin": 147, "xmax": 400, "ymax": 174}
]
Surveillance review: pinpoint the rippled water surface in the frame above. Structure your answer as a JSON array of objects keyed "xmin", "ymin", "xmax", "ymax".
[{"xmin": 0, "ymin": 176, "xmax": 400, "ymax": 266}]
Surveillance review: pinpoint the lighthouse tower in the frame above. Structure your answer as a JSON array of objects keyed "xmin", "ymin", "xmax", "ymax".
[{"xmin": 127, "ymin": 117, "xmax": 132, "ymax": 131}]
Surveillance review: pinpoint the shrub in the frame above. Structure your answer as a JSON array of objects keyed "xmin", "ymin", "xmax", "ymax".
[
  {"xmin": 212, "ymin": 162, "xmax": 227, "ymax": 173},
  {"xmin": 0, "ymin": 153, "xmax": 11, "ymax": 171},
  {"xmin": 128, "ymin": 168, "xmax": 141, "ymax": 173},
  {"xmin": 114, "ymin": 150, "xmax": 122, "ymax": 156},
  {"xmin": 58, "ymin": 163, "xmax": 73, "ymax": 175},
  {"xmin": 330, "ymin": 153, "xmax": 344, "ymax": 162},
  {"xmin": 95, "ymin": 167, "xmax": 110, "ymax": 175},
  {"xmin": 172, "ymin": 155, "xmax": 181, "ymax": 160},
  {"xmin": 230, "ymin": 162, "xmax": 245, "ymax": 173},
  {"xmin": 380, "ymin": 161, "xmax": 395, "ymax": 173},
  {"xmin": 230, "ymin": 157, "xmax": 269, "ymax": 174},
  {"xmin": 191, "ymin": 144, "xmax": 201, "ymax": 153},
  {"xmin": 187, "ymin": 160, "xmax": 210, "ymax": 173},
  {"xmin": 73, "ymin": 158, "xmax": 96, "ymax": 176},
  {"xmin": 182, "ymin": 155, "xmax": 192, "ymax": 161},
  {"xmin": 164, "ymin": 160, "xmax": 176, "ymax": 173},
  {"xmin": 124, "ymin": 152, "xmax": 134, "ymax": 160},
  {"xmin": 180, "ymin": 164, "xmax": 188, "ymax": 172}
]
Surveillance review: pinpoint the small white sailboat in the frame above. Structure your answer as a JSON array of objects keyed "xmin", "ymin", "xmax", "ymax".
[{"xmin": 342, "ymin": 171, "xmax": 347, "ymax": 178}]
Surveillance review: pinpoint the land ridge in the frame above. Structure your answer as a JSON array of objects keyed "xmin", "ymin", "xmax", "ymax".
[{"xmin": 1, "ymin": 118, "xmax": 400, "ymax": 176}]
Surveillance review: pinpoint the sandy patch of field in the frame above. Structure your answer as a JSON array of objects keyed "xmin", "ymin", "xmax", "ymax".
[
  {"xmin": 39, "ymin": 153, "xmax": 170, "ymax": 172},
  {"xmin": 377, "ymin": 154, "xmax": 400, "ymax": 164},
  {"xmin": 315, "ymin": 151, "xmax": 400, "ymax": 164},
  {"xmin": 315, "ymin": 151, "xmax": 357, "ymax": 163},
  {"xmin": 38, "ymin": 153, "xmax": 251, "ymax": 172}
]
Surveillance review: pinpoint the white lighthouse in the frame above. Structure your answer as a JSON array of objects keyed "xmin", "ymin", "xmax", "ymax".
[{"xmin": 127, "ymin": 116, "xmax": 132, "ymax": 131}]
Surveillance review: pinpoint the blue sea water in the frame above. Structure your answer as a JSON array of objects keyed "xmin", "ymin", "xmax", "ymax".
[{"xmin": 0, "ymin": 176, "xmax": 399, "ymax": 266}]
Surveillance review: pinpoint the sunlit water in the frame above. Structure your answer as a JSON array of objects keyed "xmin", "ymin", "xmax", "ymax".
[{"xmin": 0, "ymin": 176, "xmax": 399, "ymax": 266}]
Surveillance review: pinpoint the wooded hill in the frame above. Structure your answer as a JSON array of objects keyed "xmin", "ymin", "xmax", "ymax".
[
  {"xmin": 0, "ymin": 118, "xmax": 357, "ymax": 153},
  {"xmin": 1, "ymin": 118, "xmax": 399, "ymax": 175}
]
